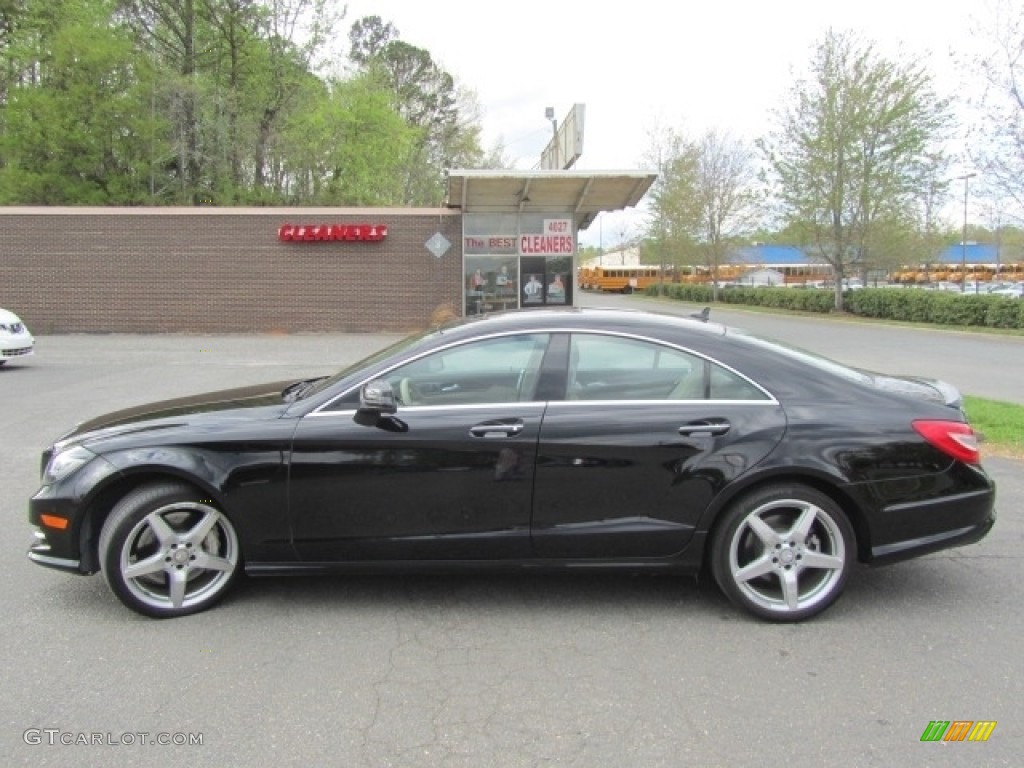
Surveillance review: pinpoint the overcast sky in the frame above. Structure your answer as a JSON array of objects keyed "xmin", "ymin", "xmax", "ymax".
[{"xmin": 339, "ymin": 1, "xmax": 992, "ymax": 246}]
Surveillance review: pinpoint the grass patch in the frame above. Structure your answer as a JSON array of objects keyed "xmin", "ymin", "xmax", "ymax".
[{"xmin": 964, "ymin": 395, "xmax": 1024, "ymax": 460}]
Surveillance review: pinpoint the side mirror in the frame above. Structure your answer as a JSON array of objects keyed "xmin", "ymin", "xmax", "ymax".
[
  {"xmin": 354, "ymin": 379, "xmax": 398, "ymax": 427},
  {"xmin": 360, "ymin": 379, "xmax": 398, "ymax": 413}
]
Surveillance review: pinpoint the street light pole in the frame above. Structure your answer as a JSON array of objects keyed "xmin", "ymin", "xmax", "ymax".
[{"xmin": 955, "ymin": 172, "xmax": 977, "ymax": 293}]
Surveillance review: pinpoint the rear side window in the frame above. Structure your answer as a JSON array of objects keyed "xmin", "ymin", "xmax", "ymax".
[{"xmin": 567, "ymin": 334, "xmax": 769, "ymax": 401}]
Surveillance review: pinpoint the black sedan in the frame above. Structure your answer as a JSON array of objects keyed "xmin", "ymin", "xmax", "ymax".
[{"xmin": 28, "ymin": 308, "xmax": 995, "ymax": 621}]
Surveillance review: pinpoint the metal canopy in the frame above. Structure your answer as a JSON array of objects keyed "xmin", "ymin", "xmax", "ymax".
[{"xmin": 445, "ymin": 170, "xmax": 656, "ymax": 230}]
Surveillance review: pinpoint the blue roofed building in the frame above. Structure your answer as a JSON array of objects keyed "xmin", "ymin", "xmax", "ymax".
[
  {"xmin": 725, "ymin": 244, "xmax": 833, "ymax": 285},
  {"xmin": 932, "ymin": 243, "xmax": 1000, "ymax": 264},
  {"xmin": 894, "ymin": 242, "xmax": 1022, "ymax": 284},
  {"xmin": 705, "ymin": 242, "xmax": 1019, "ymax": 286},
  {"xmin": 731, "ymin": 245, "xmax": 814, "ymax": 266}
]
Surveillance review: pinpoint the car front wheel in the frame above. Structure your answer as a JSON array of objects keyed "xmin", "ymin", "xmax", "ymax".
[
  {"xmin": 710, "ymin": 484, "xmax": 854, "ymax": 622},
  {"xmin": 99, "ymin": 483, "xmax": 241, "ymax": 618}
]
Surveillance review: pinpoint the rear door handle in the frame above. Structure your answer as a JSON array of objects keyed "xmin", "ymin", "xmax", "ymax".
[
  {"xmin": 470, "ymin": 420, "xmax": 525, "ymax": 438},
  {"xmin": 678, "ymin": 421, "xmax": 730, "ymax": 437}
]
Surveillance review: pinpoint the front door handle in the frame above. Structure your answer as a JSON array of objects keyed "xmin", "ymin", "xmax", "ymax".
[
  {"xmin": 470, "ymin": 420, "xmax": 525, "ymax": 438},
  {"xmin": 678, "ymin": 421, "xmax": 730, "ymax": 437}
]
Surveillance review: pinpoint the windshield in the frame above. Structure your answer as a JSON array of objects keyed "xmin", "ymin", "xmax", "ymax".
[{"xmin": 298, "ymin": 328, "xmax": 441, "ymax": 399}]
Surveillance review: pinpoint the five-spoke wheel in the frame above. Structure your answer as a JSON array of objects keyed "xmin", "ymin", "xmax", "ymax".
[
  {"xmin": 99, "ymin": 483, "xmax": 241, "ymax": 618},
  {"xmin": 711, "ymin": 484, "xmax": 854, "ymax": 622}
]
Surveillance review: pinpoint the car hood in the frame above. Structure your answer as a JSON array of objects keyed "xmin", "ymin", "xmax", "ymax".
[
  {"xmin": 0, "ymin": 307, "xmax": 25, "ymax": 325},
  {"xmin": 58, "ymin": 379, "xmax": 298, "ymax": 444}
]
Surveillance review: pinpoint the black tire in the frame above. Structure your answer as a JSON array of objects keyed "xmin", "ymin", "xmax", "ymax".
[
  {"xmin": 99, "ymin": 482, "xmax": 241, "ymax": 618},
  {"xmin": 710, "ymin": 484, "xmax": 854, "ymax": 622}
]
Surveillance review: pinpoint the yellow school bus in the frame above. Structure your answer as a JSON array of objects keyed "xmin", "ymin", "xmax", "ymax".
[{"xmin": 579, "ymin": 265, "xmax": 679, "ymax": 293}]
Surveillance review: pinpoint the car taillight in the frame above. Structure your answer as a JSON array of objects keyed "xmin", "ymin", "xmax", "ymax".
[{"xmin": 912, "ymin": 420, "xmax": 981, "ymax": 464}]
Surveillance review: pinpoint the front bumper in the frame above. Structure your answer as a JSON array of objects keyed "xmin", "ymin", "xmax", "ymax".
[
  {"xmin": 1, "ymin": 340, "xmax": 34, "ymax": 360},
  {"xmin": 27, "ymin": 489, "xmax": 95, "ymax": 574},
  {"xmin": 27, "ymin": 528, "xmax": 82, "ymax": 572}
]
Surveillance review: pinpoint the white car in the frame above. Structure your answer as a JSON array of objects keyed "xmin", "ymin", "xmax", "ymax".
[{"xmin": 0, "ymin": 307, "xmax": 34, "ymax": 365}]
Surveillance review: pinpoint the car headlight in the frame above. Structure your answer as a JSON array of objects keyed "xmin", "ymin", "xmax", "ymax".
[{"xmin": 42, "ymin": 445, "xmax": 97, "ymax": 484}]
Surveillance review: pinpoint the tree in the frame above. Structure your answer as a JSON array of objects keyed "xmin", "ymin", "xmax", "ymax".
[
  {"xmin": 246, "ymin": 0, "xmax": 339, "ymax": 198},
  {"xmin": 197, "ymin": 0, "xmax": 263, "ymax": 199},
  {"xmin": 895, "ymin": 150, "xmax": 953, "ymax": 280},
  {"xmin": 117, "ymin": 0, "xmax": 339, "ymax": 203},
  {"xmin": 476, "ymin": 137, "xmax": 514, "ymax": 170},
  {"xmin": 967, "ymin": 0, "xmax": 1024, "ymax": 221},
  {"xmin": 0, "ymin": 5, "xmax": 492, "ymax": 205},
  {"xmin": 348, "ymin": 15, "xmax": 484, "ymax": 204},
  {"xmin": 759, "ymin": 30, "xmax": 951, "ymax": 309},
  {"xmin": 0, "ymin": 0, "xmax": 154, "ymax": 203},
  {"xmin": 118, "ymin": 0, "xmax": 211, "ymax": 201},
  {"xmin": 0, "ymin": 0, "xmax": 30, "ymax": 106},
  {"xmin": 641, "ymin": 124, "xmax": 700, "ymax": 281},
  {"xmin": 347, "ymin": 14, "xmax": 395, "ymax": 65},
  {"xmin": 278, "ymin": 72, "xmax": 415, "ymax": 205},
  {"xmin": 642, "ymin": 125, "xmax": 760, "ymax": 293},
  {"xmin": 689, "ymin": 130, "xmax": 760, "ymax": 294}
]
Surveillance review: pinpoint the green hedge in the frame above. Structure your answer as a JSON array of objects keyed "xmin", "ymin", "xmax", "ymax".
[{"xmin": 642, "ymin": 284, "xmax": 1024, "ymax": 329}]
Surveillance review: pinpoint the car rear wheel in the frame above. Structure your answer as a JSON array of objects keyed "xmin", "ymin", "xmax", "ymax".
[
  {"xmin": 99, "ymin": 483, "xmax": 241, "ymax": 618},
  {"xmin": 710, "ymin": 484, "xmax": 854, "ymax": 622}
]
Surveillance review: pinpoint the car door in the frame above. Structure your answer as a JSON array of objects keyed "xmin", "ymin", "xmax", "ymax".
[
  {"xmin": 288, "ymin": 332, "xmax": 553, "ymax": 562},
  {"xmin": 531, "ymin": 332, "xmax": 788, "ymax": 559}
]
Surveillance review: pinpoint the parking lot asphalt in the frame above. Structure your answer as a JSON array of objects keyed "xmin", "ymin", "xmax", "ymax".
[{"xmin": 1, "ymin": 321, "xmax": 1021, "ymax": 768}]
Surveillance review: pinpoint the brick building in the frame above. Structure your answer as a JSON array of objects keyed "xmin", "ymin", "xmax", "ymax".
[{"xmin": 1, "ymin": 170, "xmax": 654, "ymax": 334}]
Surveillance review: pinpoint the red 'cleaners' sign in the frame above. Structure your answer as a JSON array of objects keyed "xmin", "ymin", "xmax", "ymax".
[
  {"xmin": 278, "ymin": 223, "xmax": 388, "ymax": 242},
  {"xmin": 517, "ymin": 218, "xmax": 575, "ymax": 255}
]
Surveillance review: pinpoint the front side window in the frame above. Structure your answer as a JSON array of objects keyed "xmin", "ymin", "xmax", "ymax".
[
  {"xmin": 385, "ymin": 333, "xmax": 551, "ymax": 406},
  {"xmin": 567, "ymin": 334, "xmax": 768, "ymax": 401}
]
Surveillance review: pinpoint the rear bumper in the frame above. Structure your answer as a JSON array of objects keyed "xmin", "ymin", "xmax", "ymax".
[
  {"xmin": 869, "ymin": 515, "xmax": 995, "ymax": 565},
  {"xmin": 867, "ymin": 486, "xmax": 996, "ymax": 565}
]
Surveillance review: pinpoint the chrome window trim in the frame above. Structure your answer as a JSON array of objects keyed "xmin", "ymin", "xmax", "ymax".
[
  {"xmin": 314, "ymin": 326, "xmax": 776, "ymax": 413},
  {"xmin": 307, "ymin": 402, "xmax": 548, "ymax": 418},
  {"xmin": 546, "ymin": 398, "xmax": 781, "ymax": 408}
]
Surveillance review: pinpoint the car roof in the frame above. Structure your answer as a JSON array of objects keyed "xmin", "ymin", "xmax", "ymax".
[{"xmin": 436, "ymin": 306, "xmax": 728, "ymax": 341}]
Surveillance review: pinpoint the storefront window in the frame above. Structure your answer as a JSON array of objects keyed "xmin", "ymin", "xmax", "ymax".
[
  {"xmin": 463, "ymin": 213, "xmax": 575, "ymax": 315},
  {"xmin": 520, "ymin": 254, "xmax": 573, "ymax": 307}
]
